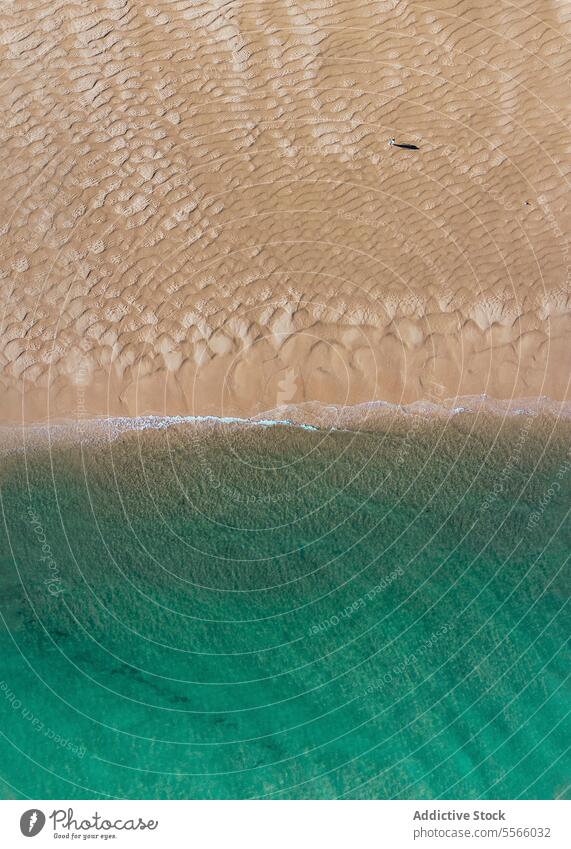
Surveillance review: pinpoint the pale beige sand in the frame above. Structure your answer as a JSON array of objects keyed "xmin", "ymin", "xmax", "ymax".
[{"xmin": 1, "ymin": 0, "xmax": 570, "ymax": 426}]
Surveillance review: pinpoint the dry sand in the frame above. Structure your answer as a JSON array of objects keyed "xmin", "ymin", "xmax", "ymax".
[{"xmin": 1, "ymin": 0, "xmax": 570, "ymax": 426}]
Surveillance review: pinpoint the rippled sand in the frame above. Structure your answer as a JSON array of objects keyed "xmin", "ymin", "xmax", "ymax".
[{"xmin": 1, "ymin": 0, "xmax": 570, "ymax": 425}]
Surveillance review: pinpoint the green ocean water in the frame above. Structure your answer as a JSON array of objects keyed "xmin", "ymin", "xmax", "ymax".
[{"xmin": 0, "ymin": 416, "xmax": 569, "ymax": 799}]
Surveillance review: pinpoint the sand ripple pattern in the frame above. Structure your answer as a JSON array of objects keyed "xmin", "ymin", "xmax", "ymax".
[{"xmin": 1, "ymin": 0, "xmax": 570, "ymax": 422}]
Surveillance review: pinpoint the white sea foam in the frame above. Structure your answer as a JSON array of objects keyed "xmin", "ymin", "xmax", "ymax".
[{"xmin": 1, "ymin": 395, "xmax": 570, "ymax": 454}]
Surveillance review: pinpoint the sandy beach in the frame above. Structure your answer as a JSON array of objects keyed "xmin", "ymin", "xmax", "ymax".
[{"xmin": 1, "ymin": 0, "xmax": 570, "ymax": 425}]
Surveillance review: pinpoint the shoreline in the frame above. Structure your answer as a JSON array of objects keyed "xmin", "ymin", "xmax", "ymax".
[{"xmin": 2, "ymin": 395, "xmax": 571, "ymax": 454}]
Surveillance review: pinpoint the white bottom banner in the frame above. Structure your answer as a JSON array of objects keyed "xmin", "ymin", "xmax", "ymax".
[{"xmin": 0, "ymin": 800, "xmax": 568, "ymax": 848}]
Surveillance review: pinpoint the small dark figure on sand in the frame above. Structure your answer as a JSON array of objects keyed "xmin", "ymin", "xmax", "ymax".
[{"xmin": 389, "ymin": 137, "xmax": 419, "ymax": 150}]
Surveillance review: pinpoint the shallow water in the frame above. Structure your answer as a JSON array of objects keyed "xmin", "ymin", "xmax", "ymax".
[{"xmin": 0, "ymin": 416, "xmax": 569, "ymax": 799}]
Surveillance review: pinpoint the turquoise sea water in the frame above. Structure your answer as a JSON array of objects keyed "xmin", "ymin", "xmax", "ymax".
[{"xmin": 0, "ymin": 415, "xmax": 569, "ymax": 799}]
